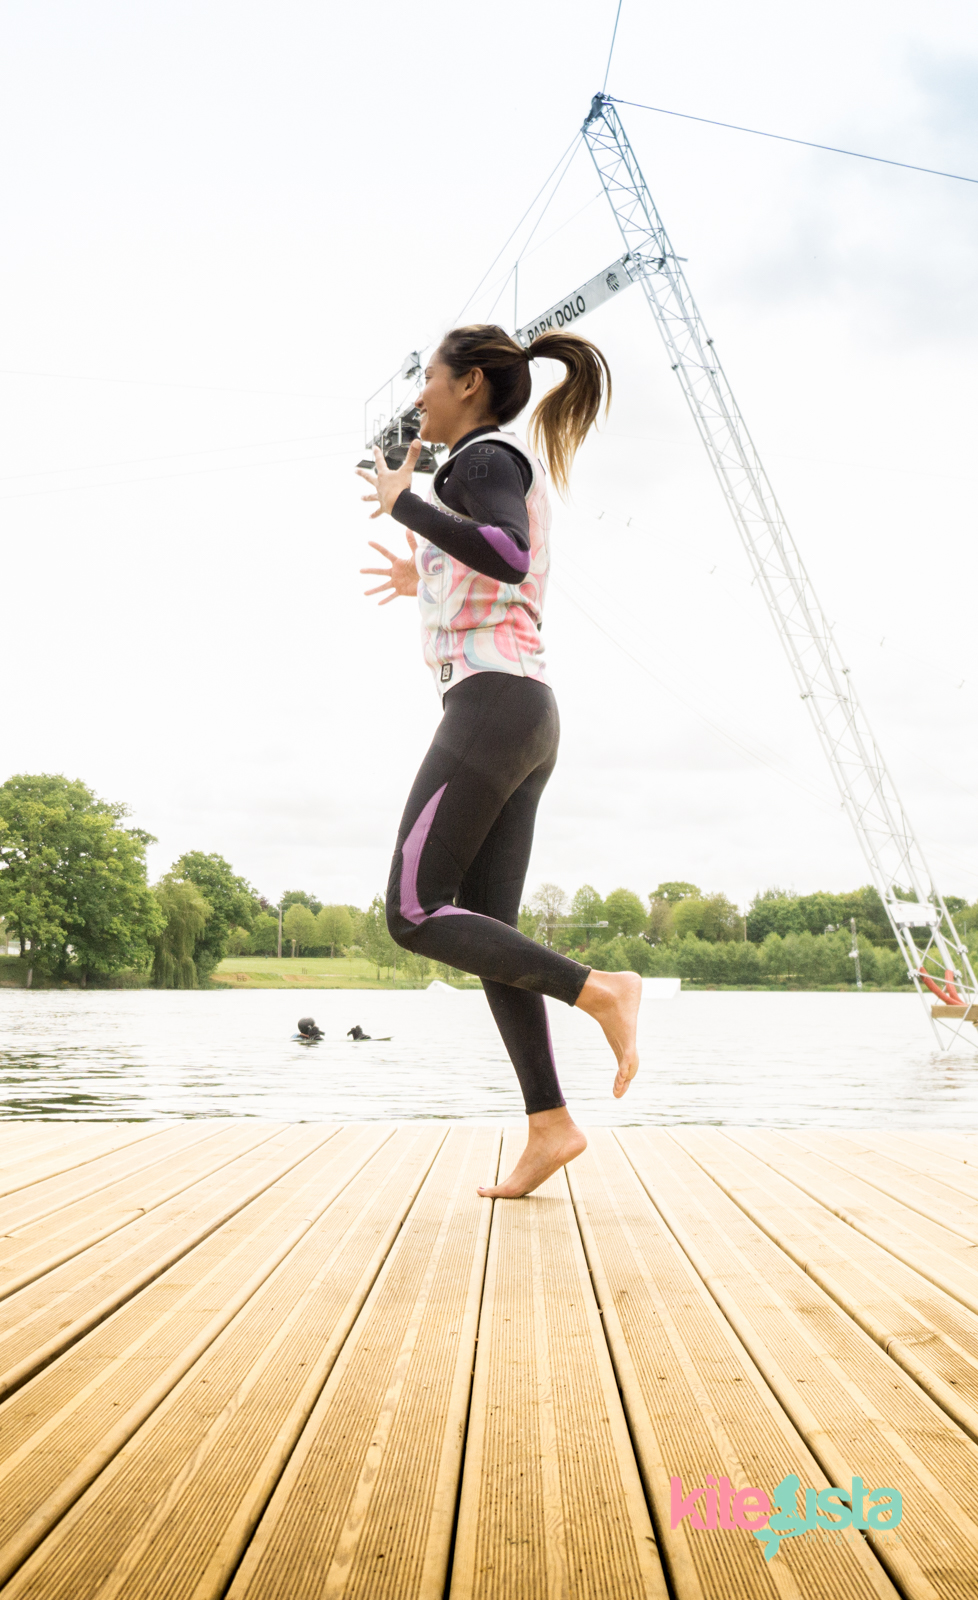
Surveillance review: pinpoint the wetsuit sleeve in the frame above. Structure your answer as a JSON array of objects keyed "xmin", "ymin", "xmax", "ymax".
[{"xmin": 389, "ymin": 443, "xmax": 531, "ymax": 583}]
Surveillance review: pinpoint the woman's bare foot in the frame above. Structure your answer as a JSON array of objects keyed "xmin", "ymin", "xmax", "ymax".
[
  {"xmin": 478, "ymin": 1108, "xmax": 587, "ymax": 1199},
  {"xmin": 574, "ymin": 969, "xmax": 642, "ymax": 1097}
]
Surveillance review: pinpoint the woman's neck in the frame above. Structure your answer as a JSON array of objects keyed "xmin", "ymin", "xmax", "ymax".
[{"xmin": 445, "ymin": 416, "xmax": 499, "ymax": 452}]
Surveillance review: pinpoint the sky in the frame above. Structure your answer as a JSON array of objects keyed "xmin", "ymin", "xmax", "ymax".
[{"xmin": 2, "ymin": 0, "xmax": 977, "ymax": 915}]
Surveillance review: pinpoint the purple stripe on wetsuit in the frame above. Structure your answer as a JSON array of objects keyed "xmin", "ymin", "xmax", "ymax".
[
  {"xmin": 477, "ymin": 523, "xmax": 530, "ymax": 575},
  {"xmin": 399, "ymin": 785, "xmax": 446, "ymax": 924},
  {"xmin": 398, "ymin": 781, "xmax": 473, "ymax": 925},
  {"xmin": 386, "ymin": 672, "xmax": 589, "ymax": 1116}
]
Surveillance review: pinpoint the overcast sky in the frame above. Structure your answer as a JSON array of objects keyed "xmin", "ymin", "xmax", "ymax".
[{"xmin": 2, "ymin": 0, "xmax": 976, "ymax": 914}]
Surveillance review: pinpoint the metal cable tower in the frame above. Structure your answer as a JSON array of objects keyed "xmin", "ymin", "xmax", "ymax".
[{"xmin": 582, "ymin": 92, "xmax": 977, "ymax": 1050}]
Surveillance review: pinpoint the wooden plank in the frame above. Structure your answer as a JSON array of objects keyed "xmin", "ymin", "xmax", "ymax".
[
  {"xmin": 840, "ymin": 1132, "xmax": 978, "ymax": 1205},
  {"xmin": 0, "ymin": 1126, "xmax": 166, "ymax": 1198},
  {"xmin": 930, "ymin": 1006, "xmax": 978, "ymax": 1021},
  {"xmin": 673, "ymin": 1128, "xmax": 978, "ymax": 1444},
  {"xmin": 0, "ymin": 1124, "xmax": 391, "ymax": 1588},
  {"xmin": 788, "ymin": 1132, "xmax": 978, "ymax": 1240},
  {"xmin": 448, "ymin": 1131, "xmax": 667, "ymax": 1600},
  {"xmin": 569, "ymin": 1130, "xmax": 898, "ymax": 1600},
  {"xmin": 622, "ymin": 1129, "xmax": 978, "ymax": 1600},
  {"xmin": 227, "ymin": 1125, "xmax": 498, "ymax": 1600},
  {"xmin": 729, "ymin": 1129, "xmax": 978, "ymax": 1319},
  {"xmin": 879, "ymin": 1130, "xmax": 978, "ymax": 1163},
  {"xmin": 1, "ymin": 1124, "xmax": 448, "ymax": 1600},
  {"xmin": 0, "ymin": 1122, "xmax": 227, "ymax": 1234},
  {"xmin": 0, "ymin": 1122, "xmax": 283, "ymax": 1303},
  {"xmin": 0, "ymin": 1125, "xmax": 97, "ymax": 1150},
  {"xmin": 0, "ymin": 1124, "xmax": 331, "ymax": 1400}
]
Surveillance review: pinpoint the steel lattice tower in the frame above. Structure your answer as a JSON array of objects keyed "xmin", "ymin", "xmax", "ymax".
[{"xmin": 582, "ymin": 92, "xmax": 976, "ymax": 1051}]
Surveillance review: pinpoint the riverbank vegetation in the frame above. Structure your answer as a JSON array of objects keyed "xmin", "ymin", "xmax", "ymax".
[{"xmin": 3, "ymin": 773, "xmax": 975, "ymax": 992}]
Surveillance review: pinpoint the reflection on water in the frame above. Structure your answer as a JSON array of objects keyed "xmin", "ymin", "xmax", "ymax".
[{"xmin": 0, "ymin": 987, "xmax": 973, "ymax": 1126}]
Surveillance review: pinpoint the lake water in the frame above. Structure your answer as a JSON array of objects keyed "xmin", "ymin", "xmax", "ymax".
[{"xmin": 1, "ymin": 986, "xmax": 976, "ymax": 1126}]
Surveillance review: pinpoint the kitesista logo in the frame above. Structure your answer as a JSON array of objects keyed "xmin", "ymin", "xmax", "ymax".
[{"xmin": 670, "ymin": 1472, "xmax": 903, "ymax": 1562}]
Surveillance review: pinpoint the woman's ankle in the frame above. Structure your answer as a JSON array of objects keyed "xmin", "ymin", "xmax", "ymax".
[{"xmin": 527, "ymin": 1105, "xmax": 573, "ymax": 1132}]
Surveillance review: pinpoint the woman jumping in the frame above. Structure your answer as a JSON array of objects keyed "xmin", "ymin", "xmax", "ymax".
[{"xmin": 357, "ymin": 324, "xmax": 641, "ymax": 1197}]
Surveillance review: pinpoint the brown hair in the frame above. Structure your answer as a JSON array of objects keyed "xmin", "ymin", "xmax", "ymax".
[{"xmin": 437, "ymin": 323, "xmax": 611, "ymax": 495}]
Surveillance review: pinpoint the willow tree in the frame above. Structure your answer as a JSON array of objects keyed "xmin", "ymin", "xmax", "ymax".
[
  {"xmin": 152, "ymin": 879, "xmax": 211, "ymax": 988},
  {"xmin": 171, "ymin": 852, "xmax": 257, "ymax": 980}
]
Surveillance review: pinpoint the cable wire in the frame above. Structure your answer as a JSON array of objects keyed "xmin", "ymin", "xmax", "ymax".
[
  {"xmin": 551, "ymin": 575, "xmax": 840, "ymax": 813},
  {"xmin": 460, "ymin": 189, "xmax": 603, "ymax": 321},
  {"xmin": 451, "ymin": 132, "xmax": 582, "ymax": 324},
  {"xmin": 602, "ymin": 1, "xmax": 624, "ymax": 94},
  {"xmin": 607, "ymin": 98, "xmax": 978, "ymax": 186},
  {"xmin": 0, "ymin": 447, "xmax": 356, "ymax": 502}
]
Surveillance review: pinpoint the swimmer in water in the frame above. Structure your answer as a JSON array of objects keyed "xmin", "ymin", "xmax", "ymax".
[
  {"xmin": 296, "ymin": 1017, "xmax": 324, "ymax": 1040},
  {"xmin": 358, "ymin": 324, "xmax": 641, "ymax": 1199},
  {"xmin": 348, "ymin": 1025, "xmax": 370, "ymax": 1041}
]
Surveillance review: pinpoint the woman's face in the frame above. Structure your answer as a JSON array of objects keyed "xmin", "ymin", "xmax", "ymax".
[{"xmin": 416, "ymin": 354, "xmax": 493, "ymax": 447}]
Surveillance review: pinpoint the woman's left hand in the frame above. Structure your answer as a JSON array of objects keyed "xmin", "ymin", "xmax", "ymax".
[
  {"xmin": 360, "ymin": 532, "xmax": 419, "ymax": 604},
  {"xmin": 356, "ymin": 437, "xmax": 423, "ymax": 518}
]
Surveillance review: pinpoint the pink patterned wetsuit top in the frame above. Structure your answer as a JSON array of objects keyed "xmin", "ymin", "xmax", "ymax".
[{"xmin": 390, "ymin": 429, "xmax": 550, "ymax": 696}]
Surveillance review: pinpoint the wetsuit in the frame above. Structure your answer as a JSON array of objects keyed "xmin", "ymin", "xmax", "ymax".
[
  {"xmin": 392, "ymin": 428, "xmax": 551, "ymax": 695},
  {"xmin": 386, "ymin": 429, "xmax": 590, "ymax": 1114}
]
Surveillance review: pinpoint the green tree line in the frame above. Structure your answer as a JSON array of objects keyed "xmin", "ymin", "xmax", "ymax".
[
  {"xmin": 3, "ymin": 774, "xmax": 976, "ymax": 991},
  {"xmin": 518, "ymin": 880, "xmax": 978, "ymax": 989},
  {"xmin": 0, "ymin": 774, "xmax": 444, "ymax": 988}
]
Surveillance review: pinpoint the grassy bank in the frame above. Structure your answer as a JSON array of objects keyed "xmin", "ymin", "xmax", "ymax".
[
  {"xmin": 0, "ymin": 952, "xmax": 480, "ymax": 991},
  {"xmin": 0, "ymin": 955, "xmax": 151, "ymax": 990},
  {"xmin": 0, "ymin": 951, "xmax": 912, "ymax": 994},
  {"xmin": 209, "ymin": 955, "xmax": 481, "ymax": 990},
  {"xmin": 210, "ymin": 960, "xmax": 909, "ymax": 993}
]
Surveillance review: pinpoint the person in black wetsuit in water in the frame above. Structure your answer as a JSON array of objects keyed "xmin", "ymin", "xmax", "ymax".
[
  {"xmin": 296, "ymin": 1017, "xmax": 323, "ymax": 1040},
  {"xmin": 357, "ymin": 325, "xmax": 642, "ymax": 1199}
]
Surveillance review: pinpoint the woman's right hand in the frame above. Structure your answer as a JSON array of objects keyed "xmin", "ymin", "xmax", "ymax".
[{"xmin": 361, "ymin": 532, "xmax": 420, "ymax": 605}]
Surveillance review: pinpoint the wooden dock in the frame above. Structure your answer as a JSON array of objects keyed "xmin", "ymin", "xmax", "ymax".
[{"xmin": 1, "ymin": 1120, "xmax": 978, "ymax": 1598}]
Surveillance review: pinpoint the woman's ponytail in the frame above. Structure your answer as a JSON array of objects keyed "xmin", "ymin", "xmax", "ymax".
[
  {"xmin": 524, "ymin": 331, "xmax": 611, "ymax": 495},
  {"xmin": 437, "ymin": 324, "xmax": 611, "ymax": 494}
]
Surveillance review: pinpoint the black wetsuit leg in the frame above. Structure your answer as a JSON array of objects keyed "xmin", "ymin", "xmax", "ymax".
[{"xmin": 386, "ymin": 672, "xmax": 589, "ymax": 1114}]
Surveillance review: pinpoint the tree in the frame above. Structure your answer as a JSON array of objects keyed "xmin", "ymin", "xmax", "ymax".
[
  {"xmin": 746, "ymin": 889, "xmax": 804, "ymax": 943},
  {"xmin": 746, "ymin": 884, "xmax": 894, "ymax": 946},
  {"xmin": 0, "ymin": 774, "xmax": 162, "ymax": 986},
  {"xmin": 530, "ymin": 883, "xmax": 568, "ymax": 947},
  {"xmin": 403, "ymin": 949, "xmax": 433, "ymax": 983},
  {"xmin": 650, "ymin": 882, "xmax": 700, "ymax": 903},
  {"xmin": 646, "ymin": 898, "xmax": 675, "ymax": 944},
  {"xmin": 570, "ymin": 884, "xmax": 605, "ymax": 924},
  {"xmin": 316, "ymin": 904, "xmax": 353, "ymax": 957},
  {"xmin": 674, "ymin": 893, "xmax": 741, "ymax": 942},
  {"xmin": 603, "ymin": 887, "xmax": 647, "ymax": 937},
  {"xmin": 518, "ymin": 904, "xmax": 541, "ymax": 940},
  {"xmin": 151, "ymin": 879, "xmax": 211, "ymax": 988},
  {"xmin": 249, "ymin": 912, "xmax": 279, "ymax": 955},
  {"xmin": 283, "ymin": 902, "xmax": 317, "ymax": 955},
  {"xmin": 226, "ymin": 927, "xmax": 251, "ymax": 955},
  {"xmin": 359, "ymin": 894, "xmax": 401, "ymax": 978},
  {"xmin": 282, "ymin": 888, "xmax": 324, "ymax": 916},
  {"xmin": 566, "ymin": 884, "xmax": 605, "ymax": 951},
  {"xmin": 172, "ymin": 851, "xmax": 258, "ymax": 980}
]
